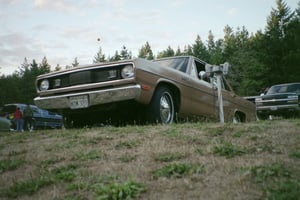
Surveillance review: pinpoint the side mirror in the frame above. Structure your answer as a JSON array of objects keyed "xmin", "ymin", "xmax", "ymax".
[{"xmin": 199, "ymin": 71, "xmax": 207, "ymax": 80}]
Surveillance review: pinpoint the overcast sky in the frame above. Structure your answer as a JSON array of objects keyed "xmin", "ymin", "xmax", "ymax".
[{"xmin": 0, "ymin": 0, "xmax": 298, "ymax": 75}]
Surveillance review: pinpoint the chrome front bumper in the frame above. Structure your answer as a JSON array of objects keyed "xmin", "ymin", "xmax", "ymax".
[
  {"xmin": 256, "ymin": 104, "xmax": 300, "ymax": 111},
  {"xmin": 34, "ymin": 84, "xmax": 141, "ymax": 110}
]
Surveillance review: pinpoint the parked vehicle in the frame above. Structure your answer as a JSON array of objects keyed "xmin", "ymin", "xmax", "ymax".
[
  {"xmin": 0, "ymin": 104, "xmax": 63, "ymax": 130},
  {"xmin": 0, "ymin": 116, "xmax": 12, "ymax": 131},
  {"xmin": 34, "ymin": 56, "xmax": 256, "ymax": 127},
  {"xmin": 255, "ymin": 82, "xmax": 300, "ymax": 119}
]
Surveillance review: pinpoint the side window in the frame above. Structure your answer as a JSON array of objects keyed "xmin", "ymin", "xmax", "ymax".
[
  {"xmin": 32, "ymin": 107, "xmax": 39, "ymax": 114},
  {"xmin": 48, "ymin": 111, "xmax": 55, "ymax": 115},
  {"xmin": 194, "ymin": 60, "xmax": 209, "ymax": 82}
]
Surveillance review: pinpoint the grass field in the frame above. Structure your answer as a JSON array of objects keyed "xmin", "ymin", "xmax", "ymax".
[{"xmin": 0, "ymin": 119, "xmax": 299, "ymax": 200}]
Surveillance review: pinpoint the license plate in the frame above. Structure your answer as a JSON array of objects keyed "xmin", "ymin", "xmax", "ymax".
[
  {"xmin": 69, "ymin": 95, "xmax": 89, "ymax": 109},
  {"xmin": 270, "ymin": 106, "xmax": 278, "ymax": 111}
]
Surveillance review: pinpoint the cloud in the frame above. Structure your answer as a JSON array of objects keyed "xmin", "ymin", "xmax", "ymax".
[
  {"xmin": 33, "ymin": 0, "xmax": 77, "ymax": 12},
  {"xmin": 227, "ymin": 7, "xmax": 238, "ymax": 17}
]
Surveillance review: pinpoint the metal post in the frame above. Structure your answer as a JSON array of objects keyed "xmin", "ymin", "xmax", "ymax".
[{"xmin": 216, "ymin": 72, "xmax": 224, "ymax": 123}]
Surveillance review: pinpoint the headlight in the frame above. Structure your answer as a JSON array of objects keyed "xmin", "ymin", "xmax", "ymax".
[
  {"xmin": 287, "ymin": 95, "xmax": 298, "ymax": 103},
  {"xmin": 255, "ymin": 97, "xmax": 263, "ymax": 105},
  {"xmin": 40, "ymin": 79, "xmax": 49, "ymax": 91},
  {"xmin": 121, "ymin": 65, "xmax": 134, "ymax": 79}
]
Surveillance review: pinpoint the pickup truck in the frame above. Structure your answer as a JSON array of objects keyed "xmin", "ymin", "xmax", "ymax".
[{"xmin": 255, "ymin": 82, "xmax": 300, "ymax": 119}]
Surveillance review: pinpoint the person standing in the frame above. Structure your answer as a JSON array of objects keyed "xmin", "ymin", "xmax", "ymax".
[
  {"xmin": 14, "ymin": 107, "xmax": 23, "ymax": 132},
  {"xmin": 23, "ymin": 104, "xmax": 33, "ymax": 131}
]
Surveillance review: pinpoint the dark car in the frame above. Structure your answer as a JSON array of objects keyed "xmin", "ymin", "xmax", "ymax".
[
  {"xmin": 0, "ymin": 116, "xmax": 12, "ymax": 131},
  {"xmin": 255, "ymin": 82, "xmax": 300, "ymax": 119},
  {"xmin": 0, "ymin": 104, "xmax": 63, "ymax": 130},
  {"xmin": 34, "ymin": 56, "xmax": 256, "ymax": 127}
]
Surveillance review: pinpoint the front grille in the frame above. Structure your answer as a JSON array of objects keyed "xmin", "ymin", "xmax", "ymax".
[
  {"xmin": 38, "ymin": 64, "xmax": 132, "ymax": 90},
  {"xmin": 261, "ymin": 100, "xmax": 289, "ymax": 106}
]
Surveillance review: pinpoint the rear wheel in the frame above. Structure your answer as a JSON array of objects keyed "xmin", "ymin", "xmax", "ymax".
[{"xmin": 148, "ymin": 86, "xmax": 175, "ymax": 124}]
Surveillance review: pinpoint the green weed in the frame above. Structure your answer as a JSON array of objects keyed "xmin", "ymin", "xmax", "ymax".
[
  {"xmin": 213, "ymin": 141, "xmax": 245, "ymax": 158},
  {"xmin": 39, "ymin": 157, "xmax": 64, "ymax": 169},
  {"xmin": 51, "ymin": 164, "xmax": 78, "ymax": 182},
  {"xmin": 206, "ymin": 125, "xmax": 233, "ymax": 137},
  {"xmin": 115, "ymin": 140, "xmax": 139, "ymax": 149},
  {"xmin": 91, "ymin": 178, "xmax": 146, "ymax": 200},
  {"xmin": 267, "ymin": 180, "xmax": 300, "ymax": 200},
  {"xmin": 153, "ymin": 152, "xmax": 185, "ymax": 162},
  {"xmin": 74, "ymin": 150, "xmax": 102, "ymax": 161},
  {"xmin": 289, "ymin": 151, "xmax": 300, "ymax": 159},
  {"xmin": 250, "ymin": 164, "xmax": 291, "ymax": 183},
  {"xmin": 152, "ymin": 163, "xmax": 204, "ymax": 179},
  {"xmin": 0, "ymin": 159, "xmax": 25, "ymax": 173},
  {"xmin": 3, "ymin": 175, "xmax": 53, "ymax": 198},
  {"xmin": 164, "ymin": 126, "xmax": 182, "ymax": 137},
  {"xmin": 79, "ymin": 136, "xmax": 104, "ymax": 144},
  {"xmin": 118, "ymin": 155, "xmax": 137, "ymax": 163},
  {"xmin": 67, "ymin": 182, "xmax": 88, "ymax": 191},
  {"xmin": 8, "ymin": 149, "xmax": 27, "ymax": 156}
]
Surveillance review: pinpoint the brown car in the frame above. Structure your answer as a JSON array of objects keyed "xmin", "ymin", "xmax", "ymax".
[{"xmin": 34, "ymin": 56, "xmax": 256, "ymax": 127}]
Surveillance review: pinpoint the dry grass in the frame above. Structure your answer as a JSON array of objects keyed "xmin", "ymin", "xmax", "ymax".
[{"xmin": 0, "ymin": 119, "xmax": 299, "ymax": 200}]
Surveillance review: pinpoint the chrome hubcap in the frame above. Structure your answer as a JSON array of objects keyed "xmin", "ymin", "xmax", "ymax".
[{"xmin": 159, "ymin": 93, "xmax": 173, "ymax": 123}]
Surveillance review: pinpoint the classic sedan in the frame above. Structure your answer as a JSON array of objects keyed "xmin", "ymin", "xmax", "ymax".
[{"xmin": 34, "ymin": 56, "xmax": 256, "ymax": 127}]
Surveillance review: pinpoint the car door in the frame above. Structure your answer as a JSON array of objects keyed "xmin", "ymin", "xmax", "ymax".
[
  {"xmin": 186, "ymin": 60, "xmax": 217, "ymax": 119},
  {"xmin": 210, "ymin": 75, "xmax": 239, "ymax": 121}
]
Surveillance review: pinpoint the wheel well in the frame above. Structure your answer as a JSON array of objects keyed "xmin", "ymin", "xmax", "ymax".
[
  {"xmin": 155, "ymin": 82, "xmax": 181, "ymax": 113},
  {"xmin": 234, "ymin": 111, "xmax": 246, "ymax": 122}
]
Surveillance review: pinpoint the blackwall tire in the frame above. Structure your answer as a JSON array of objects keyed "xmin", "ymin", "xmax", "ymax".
[
  {"xmin": 148, "ymin": 86, "xmax": 175, "ymax": 124},
  {"xmin": 63, "ymin": 115, "xmax": 74, "ymax": 129}
]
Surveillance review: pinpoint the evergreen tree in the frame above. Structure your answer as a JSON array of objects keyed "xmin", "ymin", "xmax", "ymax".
[
  {"xmin": 157, "ymin": 46, "xmax": 175, "ymax": 58},
  {"xmin": 72, "ymin": 57, "xmax": 79, "ymax": 67},
  {"xmin": 283, "ymin": 1, "xmax": 300, "ymax": 82},
  {"xmin": 110, "ymin": 50, "xmax": 121, "ymax": 61},
  {"xmin": 183, "ymin": 45, "xmax": 193, "ymax": 55},
  {"xmin": 263, "ymin": 0, "xmax": 295, "ymax": 85},
  {"xmin": 120, "ymin": 45, "xmax": 132, "ymax": 60},
  {"xmin": 93, "ymin": 47, "xmax": 106, "ymax": 63},
  {"xmin": 138, "ymin": 42, "xmax": 154, "ymax": 60},
  {"xmin": 175, "ymin": 46, "xmax": 182, "ymax": 56},
  {"xmin": 207, "ymin": 31, "xmax": 224, "ymax": 64},
  {"xmin": 16, "ymin": 57, "xmax": 30, "ymax": 76},
  {"xmin": 55, "ymin": 64, "xmax": 61, "ymax": 71},
  {"xmin": 192, "ymin": 35, "xmax": 209, "ymax": 61},
  {"xmin": 39, "ymin": 56, "xmax": 51, "ymax": 74},
  {"xmin": 223, "ymin": 25, "xmax": 236, "ymax": 59}
]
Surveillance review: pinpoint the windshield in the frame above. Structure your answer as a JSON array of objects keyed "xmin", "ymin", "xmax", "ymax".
[
  {"xmin": 0, "ymin": 105, "xmax": 17, "ymax": 116},
  {"xmin": 267, "ymin": 83, "xmax": 300, "ymax": 94},
  {"xmin": 153, "ymin": 57, "xmax": 189, "ymax": 73}
]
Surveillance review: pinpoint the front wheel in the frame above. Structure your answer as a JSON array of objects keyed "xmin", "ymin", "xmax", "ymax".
[
  {"xmin": 232, "ymin": 112, "xmax": 245, "ymax": 123},
  {"xmin": 147, "ymin": 86, "xmax": 175, "ymax": 124}
]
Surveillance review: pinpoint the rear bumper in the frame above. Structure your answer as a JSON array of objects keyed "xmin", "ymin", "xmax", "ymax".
[{"xmin": 34, "ymin": 84, "xmax": 141, "ymax": 110}]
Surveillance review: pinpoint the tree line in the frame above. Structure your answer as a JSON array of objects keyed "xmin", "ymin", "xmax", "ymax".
[{"xmin": 0, "ymin": 0, "xmax": 299, "ymax": 106}]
